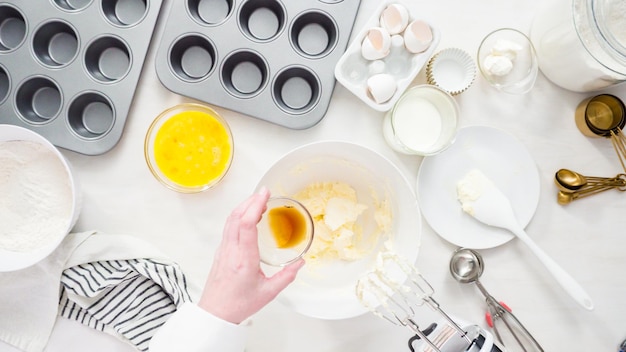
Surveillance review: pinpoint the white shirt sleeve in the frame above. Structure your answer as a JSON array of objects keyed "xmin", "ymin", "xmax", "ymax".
[{"xmin": 150, "ymin": 302, "xmax": 249, "ymax": 352}]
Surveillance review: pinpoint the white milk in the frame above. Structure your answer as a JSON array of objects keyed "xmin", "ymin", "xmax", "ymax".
[
  {"xmin": 383, "ymin": 85, "xmax": 458, "ymax": 155},
  {"xmin": 393, "ymin": 98, "xmax": 442, "ymax": 150}
]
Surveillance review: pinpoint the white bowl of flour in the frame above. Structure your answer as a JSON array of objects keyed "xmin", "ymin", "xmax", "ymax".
[{"xmin": 0, "ymin": 124, "xmax": 81, "ymax": 272}]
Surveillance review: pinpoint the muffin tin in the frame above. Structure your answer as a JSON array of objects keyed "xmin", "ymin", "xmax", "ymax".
[
  {"xmin": 0, "ymin": 0, "xmax": 163, "ymax": 155},
  {"xmin": 154, "ymin": 0, "xmax": 362, "ymax": 130}
]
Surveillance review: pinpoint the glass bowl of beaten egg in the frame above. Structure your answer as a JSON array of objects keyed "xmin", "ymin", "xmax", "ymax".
[{"xmin": 144, "ymin": 103, "xmax": 234, "ymax": 193}]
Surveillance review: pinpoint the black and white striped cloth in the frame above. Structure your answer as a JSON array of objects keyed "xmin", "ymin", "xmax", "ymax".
[{"xmin": 58, "ymin": 259, "xmax": 192, "ymax": 351}]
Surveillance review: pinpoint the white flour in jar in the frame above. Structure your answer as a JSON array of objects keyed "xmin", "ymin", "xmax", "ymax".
[
  {"xmin": 531, "ymin": 0, "xmax": 626, "ymax": 92},
  {"xmin": 0, "ymin": 140, "xmax": 73, "ymax": 252}
]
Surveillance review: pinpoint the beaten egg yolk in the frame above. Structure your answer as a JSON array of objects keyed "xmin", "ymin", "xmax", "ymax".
[{"xmin": 154, "ymin": 110, "xmax": 232, "ymax": 188}]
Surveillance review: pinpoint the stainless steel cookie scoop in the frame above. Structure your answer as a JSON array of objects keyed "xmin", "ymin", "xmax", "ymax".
[{"xmin": 450, "ymin": 248, "xmax": 544, "ymax": 352}]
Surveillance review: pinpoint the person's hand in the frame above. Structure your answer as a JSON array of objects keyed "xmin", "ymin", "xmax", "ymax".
[{"xmin": 198, "ymin": 187, "xmax": 305, "ymax": 324}]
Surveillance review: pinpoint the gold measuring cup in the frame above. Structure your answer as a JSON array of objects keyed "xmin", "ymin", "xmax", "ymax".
[{"xmin": 575, "ymin": 94, "xmax": 626, "ymax": 172}]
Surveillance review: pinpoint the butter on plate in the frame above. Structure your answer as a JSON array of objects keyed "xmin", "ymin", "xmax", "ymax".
[{"xmin": 456, "ymin": 169, "xmax": 495, "ymax": 216}]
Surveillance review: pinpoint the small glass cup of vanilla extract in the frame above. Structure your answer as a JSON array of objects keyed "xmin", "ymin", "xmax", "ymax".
[{"xmin": 257, "ymin": 197, "xmax": 314, "ymax": 266}]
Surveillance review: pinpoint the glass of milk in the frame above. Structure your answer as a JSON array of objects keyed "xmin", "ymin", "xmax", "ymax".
[{"xmin": 383, "ymin": 84, "xmax": 459, "ymax": 155}]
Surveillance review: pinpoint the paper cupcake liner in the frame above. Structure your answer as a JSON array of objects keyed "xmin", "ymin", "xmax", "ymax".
[{"xmin": 426, "ymin": 48, "xmax": 476, "ymax": 96}]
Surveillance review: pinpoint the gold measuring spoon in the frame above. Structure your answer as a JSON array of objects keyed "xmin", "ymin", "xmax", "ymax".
[
  {"xmin": 554, "ymin": 169, "xmax": 626, "ymax": 205},
  {"xmin": 555, "ymin": 169, "xmax": 625, "ymax": 190},
  {"xmin": 554, "ymin": 169, "xmax": 587, "ymax": 191},
  {"xmin": 557, "ymin": 189, "xmax": 618, "ymax": 205}
]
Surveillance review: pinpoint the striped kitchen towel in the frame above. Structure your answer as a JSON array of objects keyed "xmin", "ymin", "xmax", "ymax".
[{"xmin": 59, "ymin": 258, "xmax": 192, "ymax": 351}]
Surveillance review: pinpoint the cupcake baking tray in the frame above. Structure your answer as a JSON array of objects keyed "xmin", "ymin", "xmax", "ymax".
[
  {"xmin": 0, "ymin": 0, "xmax": 163, "ymax": 155},
  {"xmin": 154, "ymin": 0, "xmax": 361, "ymax": 130}
]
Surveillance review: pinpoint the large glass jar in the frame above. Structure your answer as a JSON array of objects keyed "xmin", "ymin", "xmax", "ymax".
[{"xmin": 530, "ymin": 0, "xmax": 626, "ymax": 92}]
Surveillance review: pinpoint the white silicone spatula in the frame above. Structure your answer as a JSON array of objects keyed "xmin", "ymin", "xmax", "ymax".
[{"xmin": 457, "ymin": 169, "xmax": 594, "ymax": 310}]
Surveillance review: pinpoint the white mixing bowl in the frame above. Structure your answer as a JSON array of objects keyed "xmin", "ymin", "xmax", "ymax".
[
  {"xmin": 0, "ymin": 124, "xmax": 81, "ymax": 272},
  {"xmin": 256, "ymin": 140, "xmax": 422, "ymax": 319}
]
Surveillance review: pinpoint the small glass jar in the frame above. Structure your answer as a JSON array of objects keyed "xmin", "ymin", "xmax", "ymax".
[
  {"xmin": 257, "ymin": 197, "xmax": 314, "ymax": 267},
  {"xmin": 530, "ymin": 0, "xmax": 626, "ymax": 92}
]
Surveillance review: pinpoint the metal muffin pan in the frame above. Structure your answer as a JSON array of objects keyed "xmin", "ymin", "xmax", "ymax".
[
  {"xmin": 155, "ymin": 0, "xmax": 361, "ymax": 130},
  {"xmin": 0, "ymin": 0, "xmax": 163, "ymax": 155}
]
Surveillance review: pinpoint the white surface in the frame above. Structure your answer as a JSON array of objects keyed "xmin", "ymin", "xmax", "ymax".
[
  {"xmin": 2, "ymin": 0, "xmax": 626, "ymax": 351},
  {"xmin": 255, "ymin": 141, "xmax": 421, "ymax": 320},
  {"xmin": 417, "ymin": 126, "xmax": 541, "ymax": 249}
]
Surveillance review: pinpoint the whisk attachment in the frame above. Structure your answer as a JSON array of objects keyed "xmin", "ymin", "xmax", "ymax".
[{"xmin": 356, "ymin": 252, "xmax": 471, "ymax": 352}]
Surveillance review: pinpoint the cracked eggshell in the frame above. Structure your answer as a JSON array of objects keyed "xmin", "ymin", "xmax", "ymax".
[
  {"xmin": 334, "ymin": 1, "xmax": 441, "ymax": 112},
  {"xmin": 404, "ymin": 20, "xmax": 433, "ymax": 54},
  {"xmin": 366, "ymin": 73, "xmax": 397, "ymax": 104},
  {"xmin": 361, "ymin": 27, "xmax": 392, "ymax": 60},
  {"xmin": 379, "ymin": 3, "xmax": 410, "ymax": 35}
]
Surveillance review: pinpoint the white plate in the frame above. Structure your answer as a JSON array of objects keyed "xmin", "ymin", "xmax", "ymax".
[
  {"xmin": 416, "ymin": 126, "xmax": 540, "ymax": 249},
  {"xmin": 256, "ymin": 141, "xmax": 421, "ymax": 319}
]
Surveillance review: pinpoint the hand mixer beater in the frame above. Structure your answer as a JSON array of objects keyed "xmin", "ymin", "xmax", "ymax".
[{"xmin": 356, "ymin": 252, "xmax": 504, "ymax": 352}]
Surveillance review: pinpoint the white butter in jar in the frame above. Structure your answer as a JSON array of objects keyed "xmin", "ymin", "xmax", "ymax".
[
  {"xmin": 383, "ymin": 85, "xmax": 459, "ymax": 155},
  {"xmin": 483, "ymin": 39, "xmax": 523, "ymax": 76}
]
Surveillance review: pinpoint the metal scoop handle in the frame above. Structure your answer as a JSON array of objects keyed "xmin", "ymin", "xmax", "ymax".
[{"xmin": 481, "ymin": 292, "xmax": 543, "ymax": 352}]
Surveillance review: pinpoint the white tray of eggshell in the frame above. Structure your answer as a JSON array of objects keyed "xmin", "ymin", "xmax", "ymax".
[{"xmin": 334, "ymin": 1, "xmax": 440, "ymax": 112}]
